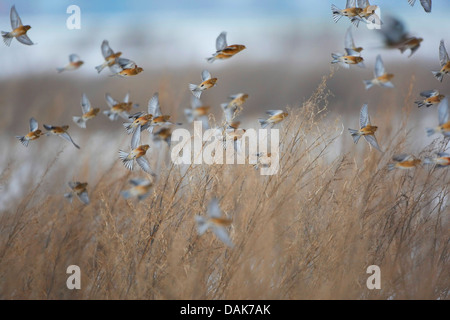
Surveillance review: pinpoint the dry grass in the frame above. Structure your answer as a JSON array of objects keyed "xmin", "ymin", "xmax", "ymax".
[{"xmin": 0, "ymin": 66, "xmax": 449, "ymax": 300}]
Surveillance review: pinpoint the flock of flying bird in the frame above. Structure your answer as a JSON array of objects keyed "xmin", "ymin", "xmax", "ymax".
[
  {"xmin": 3, "ymin": 1, "xmax": 449, "ymax": 247},
  {"xmin": 331, "ymin": 0, "xmax": 450, "ymax": 172}
]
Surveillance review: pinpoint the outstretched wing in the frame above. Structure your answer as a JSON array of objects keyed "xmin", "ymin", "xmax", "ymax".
[
  {"xmin": 131, "ymin": 124, "xmax": 141, "ymax": 149},
  {"xmin": 201, "ymin": 70, "xmax": 211, "ymax": 82},
  {"xmin": 10, "ymin": 5, "xmax": 22, "ymax": 29},
  {"xmin": 374, "ymin": 55, "xmax": 386, "ymax": 78},
  {"xmin": 420, "ymin": 89, "xmax": 438, "ymax": 98},
  {"xmin": 216, "ymin": 31, "xmax": 227, "ymax": 51},
  {"xmin": 81, "ymin": 93, "xmax": 91, "ymax": 114},
  {"xmin": 16, "ymin": 34, "xmax": 34, "ymax": 46},
  {"xmin": 207, "ymin": 198, "xmax": 222, "ymax": 218},
  {"xmin": 136, "ymin": 156, "xmax": 153, "ymax": 174},
  {"xmin": 420, "ymin": 0, "xmax": 432, "ymax": 12},
  {"xmin": 29, "ymin": 117, "xmax": 38, "ymax": 132},
  {"xmin": 101, "ymin": 40, "xmax": 114, "ymax": 59},
  {"xmin": 212, "ymin": 226, "xmax": 234, "ymax": 248},
  {"xmin": 359, "ymin": 104, "xmax": 369, "ymax": 128},
  {"xmin": 344, "ymin": 27, "xmax": 355, "ymax": 50},
  {"xmin": 105, "ymin": 93, "xmax": 118, "ymax": 107},
  {"xmin": 147, "ymin": 93, "xmax": 161, "ymax": 117},
  {"xmin": 439, "ymin": 40, "xmax": 449, "ymax": 67},
  {"xmin": 69, "ymin": 54, "xmax": 80, "ymax": 63},
  {"xmin": 364, "ymin": 134, "xmax": 382, "ymax": 152},
  {"xmin": 438, "ymin": 97, "xmax": 449, "ymax": 125}
]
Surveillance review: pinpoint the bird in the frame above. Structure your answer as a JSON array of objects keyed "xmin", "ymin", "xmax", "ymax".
[
  {"xmin": 206, "ymin": 31, "xmax": 246, "ymax": 63},
  {"xmin": 348, "ymin": 104, "xmax": 382, "ymax": 152},
  {"xmin": 221, "ymin": 93, "xmax": 249, "ymax": 124},
  {"xmin": 423, "ymin": 152, "xmax": 450, "ymax": 168},
  {"xmin": 388, "ymin": 154, "xmax": 422, "ymax": 171},
  {"xmin": 109, "ymin": 59, "xmax": 143, "ymax": 77},
  {"xmin": 363, "ymin": 55, "xmax": 394, "ymax": 90},
  {"xmin": 195, "ymin": 198, "xmax": 234, "ymax": 248},
  {"xmin": 95, "ymin": 40, "xmax": 123, "ymax": 74},
  {"xmin": 118, "ymin": 124, "xmax": 155, "ymax": 175},
  {"xmin": 43, "ymin": 124, "xmax": 80, "ymax": 149},
  {"xmin": 146, "ymin": 93, "xmax": 177, "ymax": 133},
  {"xmin": 258, "ymin": 110, "xmax": 289, "ymax": 129},
  {"xmin": 253, "ymin": 152, "xmax": 275, "ymax": 170},
  {"xmin": 345, "ymin": 26, "xmax": 363, "ymax": 54},
  {"xmin": 57, "ymin": 54, "xmax": 84, "ymax": 73},
  {"xmin": 432, "ymin": 40, "xmax": 450, "ymax": 82},
  {"xmin": 73, "ymin": 94, "xmax": 100, "ymax": 128},
  {"xmin": 123, "ymin": 93, "xmax": 160, "ymax": 134},
  {"xmin": 1, "ymin": 5, "xmax": 34, "ymax": 46},
  {"xmin": 358, "ymin": 0, "xmax": 381, "ymax": 26},
  {"xmin": 331, "ymin": 48, "xmax": 365, "ymax": 69},
  {"xmin": 426, "ymin": 97, "xmax": 450, "ymax": 137},
  {"xmin": 331, "ymin": 0, "xmax": 363, "ymax": 27},
  {"xmin": 415, "ymin": 90, "xmax": 445, "ymax": 108},
  {"xmin": 184, "ymin": 96, "xmax": 211, "ymax": 130},
  {"xmin": 152, "ymin": 127, "xmax": 173, "ymax": 147},
  {"xmin": 408, "ymin": 0, "xmax": 432, "ymax": 13},
  {"xmin": 121, "ymin": 179, "xmax": 154, "ymax": 201},
  {"xmin": 189, "ymin": 70, "xmax": 217, "ymax": 99},
  {"xmin": 64, "ymin": 182, "xmax": 90, "ymax": 205},
  {"xmin": 103, "ymin": 92, "xmax": 139, "ymax": 121},
  {"xmin": 16, "ymin": 117, "xmax": 43, "ymax": 147},
  {"xmin": 377, "ymin": 15, "xmax": 422, "ymax": 57}
]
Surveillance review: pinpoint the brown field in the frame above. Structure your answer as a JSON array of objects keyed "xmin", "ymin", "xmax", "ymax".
[{"xmin": 0, "ymin": 62, "xmax": 449, "ymax": 299}]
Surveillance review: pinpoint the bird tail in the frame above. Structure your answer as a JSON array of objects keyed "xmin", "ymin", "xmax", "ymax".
[
  {"xmin": 103, "ymin": 110, "xmax": 118, "ymax": 121},
  {"xmin": 415, "ymin": 100, "xmax": 426, "ymax": 108},
  {"xmin": 348, "ymin": 129, "xmax": 362, "ymax": 144},
  {"xmin": 95, "ymin": 63, "xmax": 107, "ymax": 74},
  {"xmin": 121, "ymin": 190, "xmax": 132, "ymax": 199},
  {"xmin": 363, "ymin": 80, "xmax": 374, "ymax": 90},
  {"xmin": 206, "ymin": 56, "xmax": 216, "ymax": 63},
  {"xmin": 423, "ymin": 157, "xmax": 434, "ymax": 165},
  {"xmin": 16, "ymin": 136, "xmax": 29, "ymax": 147},
  {"xmin": 426, "ymin": 127, "xmax": 436, "ymax": 137},
  {"xmin": 387, "ymin": 164, "xmax": 396, "ymax": 171},
  {"xmin": 123, "ymin": 122, "xmax": 135, "ymax": 134},
  {"xmin": 432, "ymin": 71, "xmax": 444, "ymax": 82},
  {"xmin": 189, "ymin": 84, "xmax": 202, "ymax": 99},
  {"xmin": 258, "ymin": 119, "xmax": 269, "ymax": 129},
  {"xmin": 64, "ymin": 192, "xmax": 74, "ymax": 202},
  {"xmin": 119, "ymin": 150, "xmax": 134, "ymax": 170},
  {"xmin": 1, "ymin": 31, "xmax": 13, "ymax": 46},
  {"xmin": 73, "ymin": 116, "xmax": 87, "ymax": 128},
  {"xmin": 56, "ymin": 67, "xmax": 65, "ymax": 73},
  {"xmin": 331, "ymin": 5, "xmax": 342, "ymax": 23},
  {"xmin": 195, "ymin": 216, "xmax": 209, "ymax": 235},
  {"xmin": 331, "ymin": 53, "xmax": 342, "ymax": 64}
]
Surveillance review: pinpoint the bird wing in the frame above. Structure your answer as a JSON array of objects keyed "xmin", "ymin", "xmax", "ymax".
[
  {"xmin": 438, "ymin": 97, "xmax": 449, "ymax": 125},
  {"xmin": 439, "ymin": 40, "xmax": 449, "ymax": 67},
  {"xmin": 364, "ymin": 134, "xmax": 382, "ymax": 152},
  {"xmin": 101, "ymin": 40, "xmax": 114, "ymax": 59},
  {"xmin": 207, "ymin": 198, "xmax": 222, "ymax": 218},
  {"xmin": 344, "ymin": 27, "xmax": 356, "ymax": 50},
  {"xmin": 10, "ymin": 5, "xmax": 22, "ymax": 29},
  {"xmin": 216, "ymin": 31, "xmax": 228, "ymax": 51},
  {"xmin": 212, "ymin": 226, "xmax": 233, "ymax": 248},
  {"xmin": 69, "ymin": 54, "xmax": 80, "ymax": 63},
  {"xmin": 131, "ymin": 124, "xmax": 141, "ymax": 149},
  {"xmin": 136, "ymin": 156, "xmax": 152, "ymax": 174},
  {"xmin": 29, "ymin": 117, "xmax": 38, "ymax": 132},
  {"xmin": 201, "ymin": 70, "xmax": 211, "ymax": 81},
  {"xmin": 16, "ymin": 34, "xmax": 34, "ymax": 45},
  {"xmin": 374, "ymin": 55, "xmax": 386, "ymax": 78},
  {"xmin": 148, "ymin": 93, "xmax": 161, "ymax": 116},
  {"xmin": 81, "ymin": 93, "xmax": 91, "ymax": 114},
  {"xmin": 359, "ymin": 104, "xmax": 370, "ymax": 128}
]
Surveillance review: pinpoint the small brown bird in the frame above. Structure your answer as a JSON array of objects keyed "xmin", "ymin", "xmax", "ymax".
[
  {"xmin": 348, "ymin": 104, "xmax": 382, "ymax": 152},
  {"xmin": 121, "ymin": 179, "xmax": 154, "ymax": 201},
  {"xmin": 206, "ymin": 31, "xmax": 246, "ymax": 63},
  {"xmin": 221, "ymin": 93, "xmax": 249, "ymax": 124},
  {"xmin": 195, "ymin": 198, "xmax": 234, "ymax": 248},
  {"xmin": 73, "ymin": 94, "xmax": 100, "ymax": 128},
  {"xmin": 16, "ymin": 117, "xmax": 43, "ymax": 147},
  {"xmin": 388, "ymin": 154, "xmax": 422, "ymax": 171},
  {"xmin": 258, "ymin": 110, "xmax": 289, "ymax": 129},
  {"xmin": 364, "ymin": 55, "xmax": 394, "ymax": 89},
  {"xmin": 104, "ymin": 92, "xmax": 139, "ymax": 121},
  {"xmin": 331, "ymin": 48, "xmax": 365, "ymax": 69},
  {"xmin": 432, "ymin": 40, "xmax": 450, "ymax": 82},
  {"xmin": 1, "ymin": 5, "xmax": 34, "ymax": 46},
  {"xmin": 331, "ymin": 0, "xmax": 363, "ymax": 27},
  {"xmin": 95, "ymin": 40, "xmax": 123, "ymax": 74},
  {"xmin": 415, "ymin": 90, "xmax": 445, "ymax": 108},
  {"xmin": 189, "ymin": 70, "xmax": 217, "ymax": 99},
  {"xmin": 110, "ymin": 60, "xmax": 143, "ymax": 77},
  {"xmin": 119, "ymin": 124, "xmax": 154, "ymax": 175},
  {"xmin": 185, "ymin": 96, "xmax": 211, "ymax": 129},
  {"xmin": 345, "ymin": 26, "xmax": 363, "ymax": 54},
  {"xmin": 64, "ymin": 182, "xmax": 90, "ymax": 205},
  {"xmin": 43, "ymin": 124, "xmax": 80, "ymax": 149},
  {"xmin": 152, "ymin": 127, "xmax": 172, "ymax": 147},
  {"xmin": 423, "ymin": 152, "xmax": 450, "ymax": 168},
  {"xmin": 57, "ymin": 54, "xmax": 84, "ymax": 73},
  {"xmin": 426, "ymin": 97, "xmax": 450, "ymax": 137}
]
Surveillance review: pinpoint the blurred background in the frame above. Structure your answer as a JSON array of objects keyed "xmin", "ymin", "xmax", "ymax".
[{"xmin": 1, "ymin": 0, "xmax": 450, "ymax": 210}]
